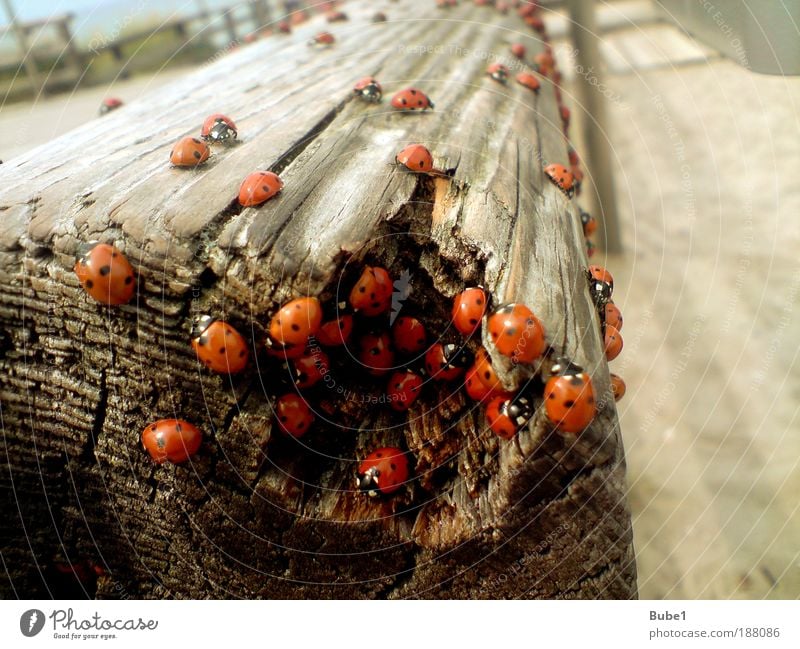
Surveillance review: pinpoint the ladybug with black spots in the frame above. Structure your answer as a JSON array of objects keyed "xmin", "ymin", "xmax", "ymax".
[
  {"xmin": 238, "ymin": 171, "xmax": 283, "ymax": 207},
  {"xmin": 487, "ymin": 62, "xmax": 510, "ymax": 83},
  {"xmin": 452, "ymin": 287, "xmax": 487, "ymax": 336},
  {"xmin": 391, "ymin": 316, "xmax": 427, "ymax": 355},
  {"xmin": 390, "ymin": 87, "xmax": 434, "ymax": 112},
  {"xmin": 353, "ymin": 76, "xmax": 382, "ymax": 103},
  {"xmin": 587, "ymin": 265, "xmax": 614, "ymax": 307},
  {"xmin": 191, "ymin": 315, "xmax": 249, "ymax": 374},
  {"xmin": 487, "ymin": 303, "xmax": 546, "ymax": 364},
  {"xmin": 349, "ymin": 265, "xmax": 393, "ymax": 316},
  {"xmin": 387, "ymin": 369, "xmax": 424, "ymax": 411},
  {"xmin": 358, "ymin": 332, "xmax": 395, "ymax": 376},
  {"xmin": 269, "ymin": 297, "xmax": 323, "ymax": 348},
  {"xmin": 275, "ymin": 393, "xmax": 315, "ymax": 437},
  {"xmin": 543, "ymin": 359, "xmax": 596, "ymax": 433},
  {"xmin": 544, "ymin": 163, "xmax": 574, "ymax": 197},
  {"xmin": 424, "ymin": 343, "xmax": 472, "ymax": 382},
  {"xmin": 170, "ymin": 136, "xmax": 210, "ymax": 167},
  {"xmin": 516, "ymin": 72, "xmax": 541, "ymax": 93},
  {"xmin": 291, "ymin": 347, "xmax": 330, "ymax": 389},
  {"xmin": 99, "ymin": 97, "xmax": 123, "ymax": 116},
  {"xmin": 580, "ymin": 210, "xmax": 597, "ymax": 237},
  {"xmin": 357, "ymin": 446, "xmax": 410, "ymax": 496},
  {"xmin": 486, "ymin": 394, "xmax": 533, "ymax": 439},
  {"xmin": 395, "ymin": 143, "xmax": 435, "ymax": 174},
  {"xmin": 73, "ymin": 242, "xmax": 136, "ymax": 306},
  {"xmin": 309, "ymin": 32, "xmax": 335, "ymax": 47},
  {"xmin": 511, "ymin": 43, "xmax": 526, "ymax": 59},
  {"xmin": 604, "ymin": 324, "xmax": 623, "ymax": 361},
  {"xmin": 201, "ymin": 113, "xmax": 238, "ymax": 144},
  {"xmin": 142, "ymin": 418, "xmax": 202, "ymax": 464},
  {"xmin": 317, "ymin": 310, "xmax": 355, "ymax": 347}
]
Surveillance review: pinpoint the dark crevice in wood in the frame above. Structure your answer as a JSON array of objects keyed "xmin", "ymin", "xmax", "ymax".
[{"xmin": 82, "ymin": 369, "xmax": 107, "ymax": 464}]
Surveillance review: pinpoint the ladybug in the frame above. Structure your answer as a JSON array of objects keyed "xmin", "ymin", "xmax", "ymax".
[
  {"xmin": 170, "ymin": 136, "xmax": 210, "ymax": 167},
  {"xmin": 543, "ymin": 360, "xmax": 596, "ymax": 433},
  {"xmin": 487, "ymin": 62, "xmax": 510, "ymax": 83},
  {"xmin": 191, "ymin": 316, "xmax": 249, "ymax": 374},
  {"xmin": 387, "ymin": 369, "xmax": 424, "ymax": 412},
  {"xmin": 424, "ymin": 343, "xmax": 472, "ymax": 382},
  {"xmin": 571, "ymin": 165, "xmax": 583, "ymax": 194},
  {"xmin": 586, "ymin": 239, "xmax": 596, "ymax": 258},
  {"xmin": 604, "ymin": 302, "xmax": 623, "ymax": 331},
  {"xmin": 452, "ymin": 287, "xmax": 487, "ymax": 336},
  {"xmin": 291, "ymin": 347, "xmax": 330, "ymax": 389},
  {"xmin": 201, "ymin": 113, "xmax": 238, "ymax": 144},
  {"xmin": 353, "ymin": 76, "xmax": 382, "ymax": 103},
  {"xmin": 568, "ymin": 147, "xmax": 580, "ymax": 167},
  {"xmin": 358, "ymin": 332, "xmax": 395, "ymax": 376},
  {"xmin": 244, "ymin": 32, "xmax": 258, "ymax": 44},
  {"xmin": 486, "ymin": 394, "xmax": 533, "ymax": 439},
  {"xmin": 526, "ymin": 14, "xmax": 546, "ymax": 33},
  {"xmin": 238, "ymin": 170, "xmax": 283, "ymax": 207},
  {"xmin": 349, "ymin": 265, "xmax": 393, "ymax": 316},
  {"xmin": 277, "ymin": 20, "xmax": 291, "ymax": 33},
  {"xmin": 265, "ymin": 336, "xmax": 308, "ymax": 360},
  {"xmin": 465, "ymin": 362, "xmax": 511, "ymax": 402},
  {"xmin": 610, "ymin": 373, "xmax": 626, "ymax": 401},
  {"xmin": 73, "ymin": 242, "xmax": 136, "ymax": 306},
  {"xmin": 275, "ymin": 393, "xmax": 315, "ymax": 437},
  {"xmin": 390, "ymin": 87, "xmax": 434, "ymax": 112},
  {"xmin": 534, "ymin": 50, "xmax": 554, "ymax": 75},
  {"xmin": 473, "ymin": 348, "xmax": 506, "ymax": 392},
  {"xmin": 326, "ymin": 10, "xmax": 348, "ymax": 22},
  {"xmin": 510, "ymin": 43, "xmax": 526, "ymax": 59},
  {"xmin": 580, "ymin": 210, "xmax": 597, "ymax": 237},
  {"xmin": 142, "ymin": 419, "xmax": 202, "ymax": 464},
  {"xmin": 317, "ymin": 313, "xmax": 354, "ymax": 347},
  {"xmin": 544, "ymin": 163, "xmax": 574, "ymax": 197},
  {"xmin": 515, "ymin": 72, "xmax": 541, "ymax": 93},
  {"xmin": 487, "ymin": 303, "xmax": 546, "ymax": 364},
  {"xmin": 309, "ymin": 31, "xmax": 335, "ymax": 47},
  {"xmin": 391, "ymin": 316, "xmax": 427, "ymax": 355},
  {"xmin": 269, "ymin": 297, "xmax": 323, "ymax": 347},
  {"xmin": 588, "ymin": 265, "xmax": 614, "ymax": 306},
  {"xmin": 604, "ymin": 325, "xmax": 623, "ymax": 361},
  {"xmin": 99, "ymin": 97, "xmax": 123, "ymax": 115},
  {"xmin": 395, "ymin": 143, "xmax": 434, "ymax": 174},
  {"xmin": 357, "ymin": 446, "xmax": 410, "ymax": 496}
]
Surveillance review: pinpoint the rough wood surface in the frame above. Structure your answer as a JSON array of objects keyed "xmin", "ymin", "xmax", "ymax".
[{"xmin": 0, "ymin": 0, "xmax": 636, "ymax": 599}]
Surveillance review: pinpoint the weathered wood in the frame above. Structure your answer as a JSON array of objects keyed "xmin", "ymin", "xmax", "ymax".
[{"xmin": 0, "ymin": 0, "xmax": 636, "ymax": 599}]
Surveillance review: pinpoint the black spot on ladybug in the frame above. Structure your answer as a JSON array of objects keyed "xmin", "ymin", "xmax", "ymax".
[
  {"xmin": 297, "ymin": 421, "xmax": 305, "ymax": 429},
  {"xmin": 192, "ymin": 138, "xmax": 202, "ymax": 144},
  {"xmin": 469, "ymin": 318, "xmax": 478, "ymax": 325},
  {"xmin": 225, "ymin": 330, "xmax": 231, "ymax": 336},
  {"xmin": 99, "ymin": 265, "xmax": 111, "ymax": 276},
  {"xmin": 548, "ymin": 393, "xmax": 555, "ymax": 399},
  {"xmin": 295, "ymin": 304, "xmax": 302, "ymax": 309},
  {"xmin": 410, "ymin": 89, "xmax": 417, "ymax": 95},
  {"xmin": 239, "ymin": 350, "xmax": 246, "ymax": 357},
  {"xmin": 506, "ymin": 327, "xmax": 517, "ymax": 336},
  {"xmin": 125, "ymin": 275, "xmax": 133, "ymax": 284},
  {"xmin": 376, "ymin": 452, "xmax": 382, "ymax": 457},
  {"xmin": 358, "ymin": 286, "xmax": 366, "ymax": 293},
  {"xmin": 262, "ymin": 185, "xmax": 270, "ymax": 192},
  {"xmin": 219, "ymin": 347, "xmax": 226, "ymax": 354},
  {"xmin": 112, "ymin": 252, "xmax": 118, "ymax": 258},
  {"xmin": 291, "ymin": 324, "xmax": 300, "ymax": 332},
  {"xmin": 419, "ymin": 161, "xmax": 424, "ymax": 168},
  {"xmin": 193, "ymin": 151, "xmax": 201, "ymax": 159},
  {"xmin": 85, "ymin": 280, "xmax": 94, "ymax": 289},
  {"xmin": 339, "ymin": 321, "xmax": 345, "ymax": 329},
  {"xmin": 564, "ymin": 400, "xmax": 575, "ymax": 408},
  {"xmin": 401, "ymin": 98, "xmax": 407, "ymax": 105},
  {"xmin": 279, "ymin": 415, "xmax": 288, "ymax": 422}
]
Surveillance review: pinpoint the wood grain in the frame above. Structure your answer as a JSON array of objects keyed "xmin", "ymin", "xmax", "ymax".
[{"xmin": 0, "ymin": 0, "xmax": 636, "ymax": 599}]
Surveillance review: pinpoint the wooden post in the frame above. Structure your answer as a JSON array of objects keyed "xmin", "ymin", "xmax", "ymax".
[
  {"xmin": 222, "ymin": 9, "xmax": 238, "ymax": 44},
  {"xmin": 566, "ymin": 0, "xmax": 623, "ymax": 253},
  {"xmin": 0, "ymin": 0, "xmax": 42, "ymax": 95},
  {"xmin": 55, "ymin": 15, "xmax": 84, "ymax": 82},
  {"xmin": 0, "ymin": 0, "xmax": 635, "ymax": 599},
  {"xmin": 249, "ymin": 0, "xmax": 271, "ymax": 31}
]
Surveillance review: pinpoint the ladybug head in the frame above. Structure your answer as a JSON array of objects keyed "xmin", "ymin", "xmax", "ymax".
[
  {"xmin": 504, "ymin": 395, "xmax": 533, "ymax": 428},
  {"xmin": 208, "ymin": 120, "xmax": 236, "ymax": 143},
  {"xmin": 76, "ymin": 241, "xmax": 101, "ymax": 265},
  {"xmin": 190, "ymin": 314, "xmax": 214, "ymax": 339},
  {"xmin": 442, "ymin": 343, "xmax": 473, "ymax": 369},
  {"xmin": 589, "ymin": 278, "xmax": 613, "ymax": 305},
  {"xmin": 357, "ymin": 467, "xmax": 381, "ymax": 497},
  {"xmin": 550, "ymin": 357, "xmax": 584, "ymax": 377}
]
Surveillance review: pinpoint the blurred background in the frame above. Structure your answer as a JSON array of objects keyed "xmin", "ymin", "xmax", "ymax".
[{"xmin": 2, "ymin": 0, "xmax": 799, "ymax": 599}]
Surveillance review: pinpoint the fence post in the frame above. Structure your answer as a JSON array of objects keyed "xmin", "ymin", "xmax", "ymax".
[
  {"xmin": 0, "ymin": 0, "xmax": 43, "ymax": 95},
  {"xmin": 55, "ymin": 15, "xmax": 84, "ymax": 84}
]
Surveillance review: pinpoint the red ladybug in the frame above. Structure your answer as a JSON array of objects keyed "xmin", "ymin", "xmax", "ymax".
[
  {"xmin": 571, "ymin": 165, "xmax": 583, "ymax": 194},
  {"xmin": 191, "ymin": 316, "xmax": 249, "ymax": 374},
  {"xmin": 452, "ymin": 287, "xmax": 487, "ymax": 336},
  {"xmin": 99, "ymin": 97, "xmax": 122, "ymax": 115},
  {"xmin": 387, "ymin": 369, "xmax": 424, "ymax": 411},
  {"xmin": 357, "ymin": 446, "xmax": 410, "ymax": 496},
  {"xmin": 586, "ymin": 239, "xmax": 596, "ymax": 258},
  {"xmin": 201, "ymin": 113, "xmax": 238, "ymax": 144},
  {"xmin": 269, "ymin": 297, "xmax": 323, "ymax": 347},
  {"xmin": 544, "ymin": 163, "xmax": 574, "ymax": 197},
  {"xmin": 170, "ymin": 136, "xmax": 210, "ymax": 167},
  {"xmin": 610, "ymin": 373, "xmax": 626, "ymax": 401},
  {"xmin": 353, "ymin": 76, "xmax": 382, "ymax": 103},
  {"xmin": 511, "ymin": 43, "xmax": 526, "ymax": 59},
  {"xmin": 275, "ymin": 393, "xmax": 315, "ymax": 437},
  {"xmin": 560, "ymin": 105, "xmax": 571, "ymax": 128},
  {"xmin": 534, "ymin": 50, "xmax": 554, "ymax": 76},
  {"xmin": 277, "ymin": 20, "xmax": 291, "ymax": 33},
  {"xmin": 390, "ymin": 87, "xmax": 434, "ymax": 112},
  {"xmin": 473, "ymin": 348, "xmax": 504, "ymax": 391},
  {"xmin": 568, "ymin": 146, "xmax": 580, "ymax": 166},
  {"xmin": 142, "ymin": 419, "xmax": 202, "ymax": 464},
  {"xmin": 424, "ymin": 343, "xmax": 471, "ymax": 382},
  {"xmin": 580, "ymin": 210, "xmax": 597, "ymax": 237},
  {"xmin": 604, "ymin": 302, "xmax": 623, "ymax": 331},
  {"xmin": 309, "ymin": 31, "xmax": 335, "ymax": 47},
  {"xmin": 544, "ymin": 361, "xmax": 596, "ymax": 433},
  {"xmin": 486, "ymin": 395, "xmax": 533, "ymax": 439},
  {"xmin": 395, "ymin": 143, "xmax": 434, "ymax": 173},
  {"xmin": 465, "ymin": 363, "xmax": 512, "ymax": 402},
  {"xmin": 326, "ymin": 10, "xmax": 348, "ymax": 22},
  {"xmin": 526, "ymin": 14, "xmax": 545, "ymax": 33},
  {"xmin": 73, "ymin": 242, "xmax": 136, "ymax": 306},
  {"xmin": 238, "ymin": 171, "xmax": 283, "ymax": 207},
  {"xmin": 487, "ymin": 62, "xmax": 510, "ymax": 83},
  {"xmin": 358, "ymin": 332, "xmax": 395, "ymax": 376},
  {"xmin": 291, "ymin": 347, "xmax": 330, "ymax": 388},
  {"xmin": 516, "ymin": 72, "xmax": 541, "ymax": 93},
  {"xmin": 349, "ymin": 265, "xmax": 393, "ymax": 316},
  {"xmin": 317, "ymin": 313, "xmax": 354, "ymax": 346},
  {"xmin": 487, "ymin": 303, "xmax": 546, "ymax": 363},
  {"xmin": 391, "ymin": 316, "xmax": 427, "ymax": 354},
  {"xmin": 604, "ymin": 325, "xmax": 623, "ymax": 361}
]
